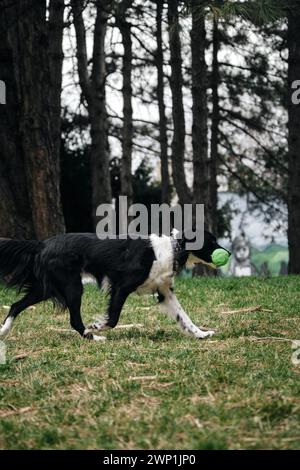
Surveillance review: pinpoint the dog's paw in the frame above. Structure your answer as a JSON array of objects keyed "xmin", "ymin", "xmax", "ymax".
[
  {"xmin": 195, "ymin": 329, "xmax": 215, "ymax": 339},
  {"xmin": 0, "ymin": 317, "xmax": 13, "ymax": 338},
  {"xmin": 87, "ymin": 317, "xmax": 110, "ymax": 331},
  {"xmin": 87, "ymin": 322, "xmax": 99, "ymax": 331},
  {"xmin": 83, "ymin": 330, "xmax": 106, "ymax": 341},
  {"xmin": 91, "ymin": 334, "xmax": 106, "ymax": 342}
]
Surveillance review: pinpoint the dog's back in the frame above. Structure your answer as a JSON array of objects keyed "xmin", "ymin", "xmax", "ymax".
[
  {"xmin": 0, "ymin": 233, "xmax": 155, "ymax": 303},
  {"xmin": 0, "ymin": 233, "xmax": 157, "ymax": 340}
]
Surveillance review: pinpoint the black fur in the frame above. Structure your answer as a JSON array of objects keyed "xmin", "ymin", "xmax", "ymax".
[
  {"xmin": 0, "ymin": 231, "xmax": 227, "ymax": 340},
  {"xmin": 0, "ymin": 239, "xmax": 43, "ymax": 291}
]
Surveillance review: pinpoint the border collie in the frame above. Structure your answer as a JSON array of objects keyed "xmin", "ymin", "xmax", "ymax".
[{"xmin": 0, "ymin": 231, "xmax": 228, "ymax": 342}]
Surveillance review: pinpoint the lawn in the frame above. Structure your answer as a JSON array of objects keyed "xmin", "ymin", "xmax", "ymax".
[{"xmin": 0, "ymin": 276, "xmax": 300, "ymax": 450}]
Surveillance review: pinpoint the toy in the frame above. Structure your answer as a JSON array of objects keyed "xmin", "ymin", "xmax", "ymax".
[{"xmin": 212, "ymin": 248, "xmax": 230, "ymax": 267}]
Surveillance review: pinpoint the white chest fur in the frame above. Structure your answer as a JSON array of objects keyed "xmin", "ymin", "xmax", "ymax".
[{"xmin": 136, "ymin": 234, "xmax": 174, "ymax": 295}]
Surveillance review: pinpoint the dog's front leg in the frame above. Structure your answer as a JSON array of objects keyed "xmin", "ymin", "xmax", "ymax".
[
  {"xmin": 158, "ymin": 288, "xmax": 215, "ymax": 339},
  {"xmin": 87, "ymin": 286, "xmax": 129, "ymax": 333}
]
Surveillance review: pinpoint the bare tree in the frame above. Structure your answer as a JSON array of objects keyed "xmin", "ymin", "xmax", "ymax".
[
  {"xmin": 49, "ymin": 0, "xmax": 65, "ymax": 171},
  {"xmin": 116, "ymin": 0, "xmax": 134, "ymax": 205},
  {"xmin": 167, "ymin": 0, "xmax": 191, "ymax": 205},
  {"xmin": 155, "ymin": 0, "xmax": 171, "ymax": 204},
  {"xmin": 209, "ymin": 16, "xmax": 220, "ymax": 234},
  {"xmin": 72, "ymin": 0, "xmax": 112, "ymax": 224},
  {"xmin": 191, "ymin": 0, "xmax": 209, "ymax": 215},
  {"xmin": 191, "ymin": 1, "xmax": 217, "ymax": 277}
]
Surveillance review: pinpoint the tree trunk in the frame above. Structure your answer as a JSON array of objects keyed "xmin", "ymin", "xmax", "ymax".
[
  {"xmin": 90, "ymin": 0, "xmax": 112, "ymax": 217},
  {"xmin": 48, "ymin": 0, "xmax": 65, "ymax": 177},
  {"xmin": 156, "ymin": 0, "xmax": 171, "ymax": 204},
  {"xmin": 167, "ymin": 0, "xmax": 191, "ymax": 205},
  {"xmin": 191, "ymin": 1, "xmax": 209, "ymax": 212},
  {"xmin": 288, "ymin": 9, "xmax": 300, "ymax": 274},
  {"xmin": 117, "ymin": 0, "xmax": 133, "ymax": 206},
  {"xmin": 210, "ymin": 17, "xmax": 220, "ymax": 235},
  {"xmin": 18, "ymin": 1, "xmax": 65, "ymax": 239},
  {"xmin": 72, "ymin": 0, "xmax": 112, "ymax": 226},
  {"xmin": 191, "ymin": 1, "xmax": 214, "ymax": 277},
  {"xmin": 0, "ymin": 0, "xmax": 65, "ymax": 240},
  {"xmin": 0, "ymin": 2, "xmax": 34, "ymax": 239}
]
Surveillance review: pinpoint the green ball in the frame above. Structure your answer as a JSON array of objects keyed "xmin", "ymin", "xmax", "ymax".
[{"xmin": 211, "ymin": 248, "xmax": 230, "ymax": 267}]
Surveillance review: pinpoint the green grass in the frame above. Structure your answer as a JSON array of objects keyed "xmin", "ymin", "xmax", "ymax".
[{"xmin": 0, "ymin": 276, "xmax": 300, "ymax": 450}]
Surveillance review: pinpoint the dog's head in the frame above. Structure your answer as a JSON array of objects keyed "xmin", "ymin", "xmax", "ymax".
[{"xmin": 182, "ymin": 230, "xmax": 231, "ymax": 269}]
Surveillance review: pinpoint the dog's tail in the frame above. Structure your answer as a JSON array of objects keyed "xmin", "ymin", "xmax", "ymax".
[{"xmin": 0, "ymin": 239, "xmax": 44, "ymax": 292}]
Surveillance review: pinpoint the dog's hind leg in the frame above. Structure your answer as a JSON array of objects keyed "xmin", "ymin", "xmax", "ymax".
[
  {"xmin": 0, "ymin": 287, "xmax": 46, "ymax": 339},
  {"xmin": 87, "ymin": 286, "xmax": 129, "ymax": 333},
  {"xmin": 157, "ymin": 288, "xmax": 215, "ymax": 339}
]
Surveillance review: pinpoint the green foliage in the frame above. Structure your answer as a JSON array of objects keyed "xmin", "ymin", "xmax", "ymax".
[
  {"xmin": 215, "ymin": 0, "xmax": 285, "ymax": 25},
  {"xmin": 184, "ymin": 0, "xmax": 286, "ymax": 24}
]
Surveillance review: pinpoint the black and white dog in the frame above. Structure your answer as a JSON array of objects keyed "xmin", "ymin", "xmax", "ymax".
[{"xmin": 0, "ymin": 231, "xmax": 229, "ymax": 341}]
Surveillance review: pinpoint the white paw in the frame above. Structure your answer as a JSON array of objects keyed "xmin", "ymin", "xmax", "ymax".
[
  {"xmin": 205, "ymin": 330, "xmax": 215, "ymax": 337},
  {"xmin": 87, "ymin": 317, "xmax": 109, "ymax": 331},
  {"xmin": 0, "ymin": 318, "xmax": 13, "ymax": 338},
  {"xmin": 195, "ymin": 329, "xmax": 215, "ymax": 339},
  {"xmin": 92, "ymin": 334, "xmax": 106, "ymax": 342},
  {"xmin": 84, "ymin": 328, "xmax": 107, "ymax": 341}
]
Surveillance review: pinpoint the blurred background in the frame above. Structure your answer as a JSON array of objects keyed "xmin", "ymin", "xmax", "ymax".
[{"xmin": 0, "ymin": 0, "xmax": 299, "ymax": 276}]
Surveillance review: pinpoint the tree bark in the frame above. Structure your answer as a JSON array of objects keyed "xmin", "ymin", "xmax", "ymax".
[
  {"xmin": 48, "ymin": 0, "xmax": 65, "ymax": 176},
  {"xmin": 156, "ymin": 0, "xmax": 171, "ymax": 204},
  {"xmin": 0, "ymin": 2, "xmax": 34, "ymax": 238},
  {"xmin": 0, "ymin": 0, "xmax": 65, "ymax": 240},
  {"xmin": 191, "ymin": 1, "xmax": 215, "ymax": 277},
  {"xmin": 117, "ymin": 0, "xmax": 134, "ymax": 206},
  {"xmin": 191, "ymin": 0, "xmax": 209, "ymax": 213},
  {"xmin": 210, "ymin": 16, "xmax": 220, "ymax": 235},
  {"xmin": 167, "ymin": 0, "xmax": 191, "ymax": 205},
  {"xmin": 72, "ymin": 0, "xmax": 112, "ymax": 225},
  {"xmin": 288, "ymin": 9, "xmax": 300, "ymax": 274},
  {"xmin": 18, "ymin": 0, "xmax": 65, "ymax": 239}
]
